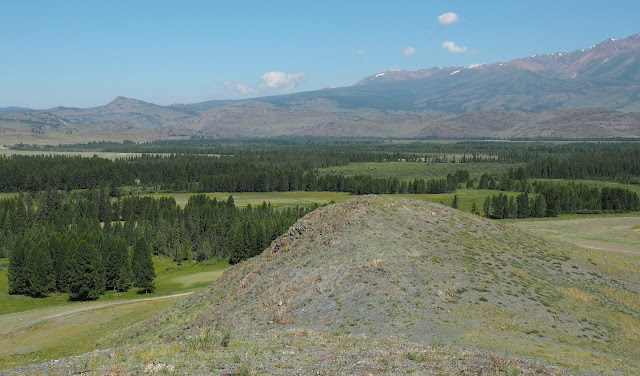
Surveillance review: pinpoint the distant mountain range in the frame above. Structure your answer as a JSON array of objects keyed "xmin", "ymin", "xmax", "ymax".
[
  {"xmin": 0, "ymin": 106, "xmax": 34, "ymax": 113},
  {"xmin": 2, "ymin": 33, "xmax": 640, "ymax": 141}
]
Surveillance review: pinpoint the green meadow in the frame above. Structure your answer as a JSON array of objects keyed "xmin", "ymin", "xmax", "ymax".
[
  {"xmin": 0, "ymin": 256, "xmax": 229, "ymax": 369},
  {"xmin": 319, "ymin": 161, "xmax": 523, "ymax": 180},
  {"xmin": 141, "ymin": 190, "xmax": 352, "ymax": 208},
  {"xmin": 0, "ymin": 257, "xmax": 228, "ymax": 316}
]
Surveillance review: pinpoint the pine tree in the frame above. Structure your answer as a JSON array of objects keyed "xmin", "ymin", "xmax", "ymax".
[
  {"xmin": 451, "ymin": 194, "xmax": 459, "ymax": 209},
  {"xmin": 516, "ymin": 193, "xmax": 530, "ymax": 218},
  {"xmin": 104, "ymin": 236, "xmax": 132, "ymax": 291},
  {"xmin": 508, "ymin": 196, "xmax": 516, "ymax": 219},
  {"xmin": 68, "ymin": 240, "xmax": 106, "ymax": 301},
  {"xmin": 483, "ymin": 197, "xmax": 491, "ymax": 218},
  {"xmin": 533, "ymin": 195, "xmax": 547, "ymax": 218},
  {"xmin": 26, "ymin": 239, "xmax": 54, "ymax": 298},
  {"xmin": 56, "ymin": 231, "xmax": 78, "ymax": 292},
  {"xmin": 115, "ymin": 264, "xmax": 132, "ymax": 292},
  {"xmin": 470, "ymin": 201, "xmax": 478, "ymax": 216},
  {"xmin": 132, "ymin": 237, "xmax": 155, "ymax": 293},
  {"xmin": 490, "ymin": 194, "xmax": 501, "ymax": 219},
  {"xmin": 8, "ymin": 238, "xmax": 29, "ymax": 295}
]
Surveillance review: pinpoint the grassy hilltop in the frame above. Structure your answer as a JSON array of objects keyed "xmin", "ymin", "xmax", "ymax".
[{"xmin": 6, "ymin": 196, "xmax": 640, "ymax": 375}]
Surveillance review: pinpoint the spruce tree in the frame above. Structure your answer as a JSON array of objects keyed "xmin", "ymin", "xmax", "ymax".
[
  {"xmin": 516, "ymin": 193, "xmax": 530, "ymax": 218},
  {"xmin": 104, "ymin": 236, "xmax": 132, "ymax": 291},
  {"xmin": 483, "ymin": 197, "xmax": 491, "ymax": 218},
  {"xmin": 508, "ymin": 196, "xmax": 516, "ymax": 219},
  {"xmin": 27, "ymin": 239, "xmax": 54, "ymax": 298},
  {"xmin": 451, "ymin": 194, "xmax": 459, "ymax": 209},
  {"xmin": 56, "ymin": 231, "xmax": 78, "ymax": 292},
  {"xmin": 533, "ymin": 195, "xmax": 547, "ymax": 218},
  {"xmin": 115, "ymin": 264, "xmax": 132, "ymax": 292},
  {"xmin": 132, "ymin": 237, "xmax": 155, "ymax": 293},
  {"xmin": 68, "ymin": 240, "xmax": 106, "ymax": 301},
  {"xmin": 8, "ymin": 239, "xmax": 29, "ymax": 295}
]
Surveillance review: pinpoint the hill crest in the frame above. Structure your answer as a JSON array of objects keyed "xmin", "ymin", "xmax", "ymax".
[{"xmin": 127, "ymin": 195, "xmax": 640, "ymax": 374}]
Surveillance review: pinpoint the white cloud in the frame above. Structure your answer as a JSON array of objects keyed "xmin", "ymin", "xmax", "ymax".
[
  {"xmin": 258, "ymin": 71, "xmax": 306, "ymax": 91},
  {"xmin": 442, "ymin": 41, "xmax": 468, "ymax": 54},
  {"xmin": 389, "ymin": 65, "xmax": 401, "ymax": 72},
  {"xmin": 402, "ymin": 46, "xmax": 416, "ymax": 56},
  {"xmin": 234, "ymin": 82, "xmax": 258, "ymax": 95},
  {"xmin": 221, "ymin": 80, "xmax": 257, "ymax": 95},
  {"xmin": 438, "ymin": 12, "xmax": 459, "ymax": 26},
  {"xmin": 222, "ymin": 71, "xmax": 306, "ymax": 97}
]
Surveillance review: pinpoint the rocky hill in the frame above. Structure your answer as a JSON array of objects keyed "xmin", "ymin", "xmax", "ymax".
[{"xmin": 11, "ymin": 196, "xmax": 639, "ymax": 375}]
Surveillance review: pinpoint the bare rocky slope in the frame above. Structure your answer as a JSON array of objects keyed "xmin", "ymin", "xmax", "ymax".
[{"xmin": 9, "ymin": 196, "xmax": 640, "ymax": 375}]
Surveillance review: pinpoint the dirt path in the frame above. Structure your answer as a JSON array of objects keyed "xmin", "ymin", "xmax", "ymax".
[{"xmin": 0, "ymin": 291, "xmax": 194, "ymax": 336}]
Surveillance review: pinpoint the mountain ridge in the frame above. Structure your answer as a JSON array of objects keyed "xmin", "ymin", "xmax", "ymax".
[
  {"xmin": 2, "ymin": 33, "xmax": 640, "ymax": 140},
  {"xmin": 357, "ymin": 32, "xmax": 640, "ymax": 84}
]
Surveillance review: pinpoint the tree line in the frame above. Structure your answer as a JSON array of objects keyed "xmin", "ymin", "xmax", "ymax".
[
  {"xmin": 481, "ymin": 182, "xmax": 640, "ymax": 219},
  {"xmin": 17, "ymin": 138, "xmax": 640, "ymax": 163},
  {"xmin": 0, "ymin": 154, "xmax": 470, "ymax": 194},
  {"xmin": 3, "ymin": 191, "xmax": 313, "ymax": 299}
]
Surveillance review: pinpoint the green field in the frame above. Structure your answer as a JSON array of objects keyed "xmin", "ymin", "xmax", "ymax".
[
  {"xmin": 0, "ymin": 298, "xmax": 175, "ymax": 370},
  {"xmin": 0, "ymin": 257, "xmax": 228, "ymax": 316},
  {"xmin": 319, "ymin": 161, "xmax": 523, "ymax": 180},
  {"xmin": 514, "ymin": 216, "xmax": 640, "ymax": 255},
  {"xmin": 0, "ymin": 256, "xmax": 229, "ymax": 369},
  {"xmin": 393, "ymin": 189, "xmax": 522, "ymax": 212},
  {"xmin": 142, "ymin": 190, "xmax": 352, "ymax": 208}
]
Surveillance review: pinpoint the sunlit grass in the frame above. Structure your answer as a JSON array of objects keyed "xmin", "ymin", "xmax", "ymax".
[
  {"xmin": 141, "ymin": 191, "xmax": 352, "ymax": 208},
  {"xmin": 319, "ymin": 161, "xmax": 523, "ymax": 180},
  {"xmin": 393, "ymin": 189, "xmax": 523, "ymax": 213},
  {"xmin": 0, "ymin": 256, "xmax": 229, "ymax": 316},
  {"xmin": 514, "ymin": 216, "xmax": 640, "ymax": 254},
  {"xmin": 0, "ymin": 298, "xmax": 174, "ymax": 370}
]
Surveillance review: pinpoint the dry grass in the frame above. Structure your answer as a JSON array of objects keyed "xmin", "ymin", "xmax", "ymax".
[{"xmin": 515, "ymin": 216, "xmax": 640, "ymax": 255}]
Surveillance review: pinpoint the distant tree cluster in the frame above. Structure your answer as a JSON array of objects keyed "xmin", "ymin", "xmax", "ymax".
[
  {"xmin": 481, "ymin": 182, "xmax": 640, "ymax": 219},
  {"xmin": 314, "ymin": 170, "xmax": 469, "ymax": 195},
  {"xmin": 523, "ymin": 146, "xmax": 640, "ymax": 184}
]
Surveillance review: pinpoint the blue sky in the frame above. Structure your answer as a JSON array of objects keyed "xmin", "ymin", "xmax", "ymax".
[{"xmin": 1, "ymin": 0, "xmax": 639, "ymax": 109}]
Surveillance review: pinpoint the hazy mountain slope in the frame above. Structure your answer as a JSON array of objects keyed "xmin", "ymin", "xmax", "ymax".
[
  {"xmin": 147, "ymin": 32, "xmax": 640, "ymax": 138},
  {"xmin": 3, "ymin": 33, "xmax": 640, "ymax": 141},
  {"xmin": 167, "ymin": 107, "xmax": 640, "ymax": 139},
  {"xmin": 0, "ymin": 107, "xmax": 34, "ymax": 113},
  {"xmin": 47, "ymin": 96, "xmax": 197, "ymax": 128}
]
